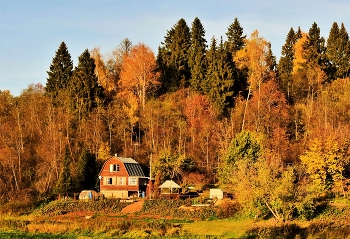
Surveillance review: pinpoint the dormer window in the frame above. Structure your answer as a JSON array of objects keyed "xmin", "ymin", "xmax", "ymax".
[{"xmin": 110, "ymin": 164, "xmax": 120, "ymax": 172}]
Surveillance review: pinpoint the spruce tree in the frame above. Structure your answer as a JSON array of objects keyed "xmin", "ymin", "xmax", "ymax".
[
  {"xmin": 327, "ymin": 22, "xmax": 340, "ymax": 80},
  {"xmin": 69, "ymin": 49, "xmax": 103, "ymax": 120},
  {"xmin": 226, "ymin": 18, "xmax": 246, "ymax": 55},
  {"xmin": 327, "ymin": 22, "xmax": 350, "ymax": 79},
  {"xmin": 226, "ymin": 18, "xmax": 247, "ymax": 97},
  {"xmin": 303, "ymin": 22, "xmax": 329, "ymax": 77},
  {"xmin": 54, "ymin": 146, "xmax": 73, "ymax": 195},
  {"xmin": 46, "ymin": 42, "xmax": 73, "ymax": 105},
  {"xmin": 277, "ymin": 28, "xmax": 297, "ymax": 100},
  {"xmin": 337, "ymin": 23, "xmax": 350, "ymax": 78},
  {"xmin": 265, "ymin": 42, "xmax": 277, "ymax": 73},
  {"xmin": 189, "ymin": 17, "xmax": 207, "ymax": 93},
  {"xmin": 205, "ymin": 37, "xmax": 235, "ymax": 116},
  {"xmin": 76, "ymin": 148, "xmax": 97, "ymax": 190},
  {"xmin": 157, "ymin": 18, "xmax": 191, "ymax": 93}
]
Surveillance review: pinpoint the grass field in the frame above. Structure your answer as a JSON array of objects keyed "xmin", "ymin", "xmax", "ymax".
[{"xmin": 0, "ymin": 198, "xmax": 350, "ymax": 238}]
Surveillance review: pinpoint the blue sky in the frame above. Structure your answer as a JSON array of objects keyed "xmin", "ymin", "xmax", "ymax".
[{"xmin": 1, "ymin": 0, "xmax": 349, "ymax": 96}]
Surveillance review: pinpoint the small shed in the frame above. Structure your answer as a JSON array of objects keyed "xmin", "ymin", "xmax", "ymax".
[
  {"xmin": 159, "ymin": 180, "xmax": 181, "ymax": 199},
  {"xmin": 210, "ymin": 188, "xmax": 227, "ymax": 200},
  {"xmin": 79, "ymin": 190, "xmax": 99, "ymax": 201}
]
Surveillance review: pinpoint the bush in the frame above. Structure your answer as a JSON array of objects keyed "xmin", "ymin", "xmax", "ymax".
[
  {"xmin": 33, "ymin": 199, "xmax": 131, "ymax": 216},
  {"xmin": 216, "ymin": 200, "xmax": 240, "ymax": 219}
]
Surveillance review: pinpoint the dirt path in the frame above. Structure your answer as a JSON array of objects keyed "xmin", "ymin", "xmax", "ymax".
[{"xmin": 121, "ymin": 200, "xmax": 144, "ymax": 213}]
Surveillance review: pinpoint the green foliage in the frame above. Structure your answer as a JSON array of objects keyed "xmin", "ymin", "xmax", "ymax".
[
  {"xmin": 46, "ymin": 41, "xmax": 73, "ymax": 105},
  {"xmin": 227, "ymin": 131, "xmax": 262, "ymax": 164},
  {"xmin": 54, "ymin": 146, "xmax": 73, "ymax": 195},
  {"xmin": 277, "ymin": 27, "xmax": 299, "ymax": 102},
  {"xmin": 189, "ymin": 17, "xmax": 207, "ymax": 93},
  {"xmin": 226, "ymin": 17, "xmax": 246, "ymax": 54},
  {"xmin": 157, "ymin": 18, "xmax": 191, "ymax": 93},
  {"xmin": 76, "ymin": 148, "xmax": 98, "ymax": 191},
  {"xmin": 326, "ymin": 22, "xmax": 350, "ymax": 80},
  {"xmin": 33, "ymin": 199, "xmax": 131, "ymax": 216},
  {"xmin": 303, "ymin": 22, "xmax": 329, "ymax": 78},
  {"xmin": 204, "ymin": 37, "xmax": 235, "ymax": 116},
  {"xmin": 69, "ymin": 49, "xmax": 103, "ymax": 119}
]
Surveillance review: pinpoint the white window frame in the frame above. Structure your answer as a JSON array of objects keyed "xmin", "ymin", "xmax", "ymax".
[
  {"xmin": 107, "ymin": 177, "xmax": 113, "ymax": 185},
  {"xmin": 110, "ymin": 164, "xmax": 120, "ymax": 172},
  {"xmin": 128, "ymin": 177, "xmax": 138, "ymax": 185}
]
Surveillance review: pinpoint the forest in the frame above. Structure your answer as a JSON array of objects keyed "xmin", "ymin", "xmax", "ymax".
[{"xmin": 1, "ymin": 17, "xmax": 350, "ymax": 221}]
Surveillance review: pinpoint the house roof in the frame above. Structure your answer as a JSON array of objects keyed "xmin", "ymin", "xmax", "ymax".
[
  {"xmin": 124, "ymin": 162, "xmax": 145, "ymax": 177},
  {"xmin": 99, "ymin": 156, "xmax": 145, "ymax": 177},
  {"xmin": 159, "ymin": 180, "xmax": 181, "ymax": 189}
]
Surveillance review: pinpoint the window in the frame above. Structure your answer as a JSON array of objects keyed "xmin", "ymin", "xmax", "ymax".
[
  {"xmin": 107, "ymin": 178, "xmax": 113, "ymax": 185},
  {"xmin": 119, "ymin": 177, "xmax": 124, "ymax": 185},
  {"xmin": 110, "ymin": 164, "xmax": 120, "ymax": 172},
  {"xmin": 128, "ymin": 177, "xmax": 137, "ymax": 185}
]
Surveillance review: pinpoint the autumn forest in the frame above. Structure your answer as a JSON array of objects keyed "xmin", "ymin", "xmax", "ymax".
[{"xmin": 1, "ymin": 17, "xmax": 350, "ymax": 221}]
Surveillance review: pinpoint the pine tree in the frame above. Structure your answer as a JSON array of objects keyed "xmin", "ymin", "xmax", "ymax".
[
  {"xmin": 189, "ymin": 17, "xmax": 207, "ymax": 93},
  {"xmin": 76, "ymin": 148, "xmax": 97, "ymax": 191},
  {"xmin": 226, "ymin": 18, "xmax": 246, "ymax": 55},
  {"xmin": 54, "ymin": 146, "xmax": 73, "ymax": 195},
  {"xmin": 46, "ymin": 42, "xmax": 73, "ymax": 105},
  {"xmin": 69, "ymin": 49, "xmax": 103, "ymax": 120}
]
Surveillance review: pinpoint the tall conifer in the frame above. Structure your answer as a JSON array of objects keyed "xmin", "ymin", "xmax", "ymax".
[
  {"xmin": 205, "ymin": 37, "xmax": 235, "ymax": 116},
  {"xmin": 46, "ymin": 42, "xmax": 73, "ymax": 105},
  {"xmin": 303, "ymin": 22, "xmax": 329, "ymax": 77},
  {"xmin": 327, "ymin": 22, "xmax": 350, "ymax": 79},
  {"xmin": 226, "ymin": 18, "xmax": 246, "ymax": 55},
  {"xmin": 157, "ymin": 18, "xmax": 191, "ymax": 93},
  {"xmin": 189, "ymin": 17, "xmax": 207, "ymax": 93},
  {"xmin": 69, "ymin": 49, "xmax": 103, "ymax": 120},
  {"xmin": 278, "ymin": 28, "xmax": 297, "ymax": 100}
]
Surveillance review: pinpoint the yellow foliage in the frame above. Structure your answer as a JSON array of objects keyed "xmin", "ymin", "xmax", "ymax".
[
  {"xmin": 235, "ymin": 30, "xmax": 270, "ymax": 91},
  {"xmin": 300, "ymin": 137, "xmax": 347, "ymax": 195},
  {"xmin": 292, "ymin": 32, "xmax": 308, "ymax": 74}
]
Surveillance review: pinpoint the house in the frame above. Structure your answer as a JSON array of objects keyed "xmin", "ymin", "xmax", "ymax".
[
  {"xmin": 159, "ymin": 180, "xmax": 182, "ymax": 199},
  {"xmin": 98, "ymin": 155, "xmax": 148, "ymax": 198}
]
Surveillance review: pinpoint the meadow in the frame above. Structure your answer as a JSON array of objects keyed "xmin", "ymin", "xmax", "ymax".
[{"xmin": 0, "ymin": 198, "xmax": 350, "ymax": 238}]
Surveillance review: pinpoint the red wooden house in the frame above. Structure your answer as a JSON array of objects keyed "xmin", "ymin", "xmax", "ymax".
[{"xmin": 98, "ymin": 156, "xmax": 148, "ymax": 198}]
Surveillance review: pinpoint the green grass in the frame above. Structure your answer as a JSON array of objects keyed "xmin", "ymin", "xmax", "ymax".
[{"xmin": 181, "ymin": 218, "xmax": 253, "ymax": 238}]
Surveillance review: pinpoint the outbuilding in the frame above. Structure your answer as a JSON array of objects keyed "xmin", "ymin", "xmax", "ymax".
[
  {"xmin": 209, "ymin": 188, "xmax": 227, "ymax": 200},
  {"xmin": 79, "ymin": 190, "xmax": 99, "ymax": 201}
]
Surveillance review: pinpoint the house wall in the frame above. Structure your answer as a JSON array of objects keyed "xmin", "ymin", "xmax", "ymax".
[
  {"xmin": 100, "ymin": 190, "xmax": 129, "ymax": 199},
  {"xmin": 99, "ymin": 157, "xmax": 145, "ymax": 198}
]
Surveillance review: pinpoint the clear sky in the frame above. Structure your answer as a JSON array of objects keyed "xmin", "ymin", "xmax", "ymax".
[{"xmin": 1, "ymin": 0, "xmax": 349, "ymax": 96}]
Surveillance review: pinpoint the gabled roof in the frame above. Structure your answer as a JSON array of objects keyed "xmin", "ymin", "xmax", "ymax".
[
  {"xmin": 99, "ymin": 156, "xmax": 145, "ymax": 177},
  {"xmin": 159, "ymin": 180, "xmax": 181, "ymax": 189}
]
